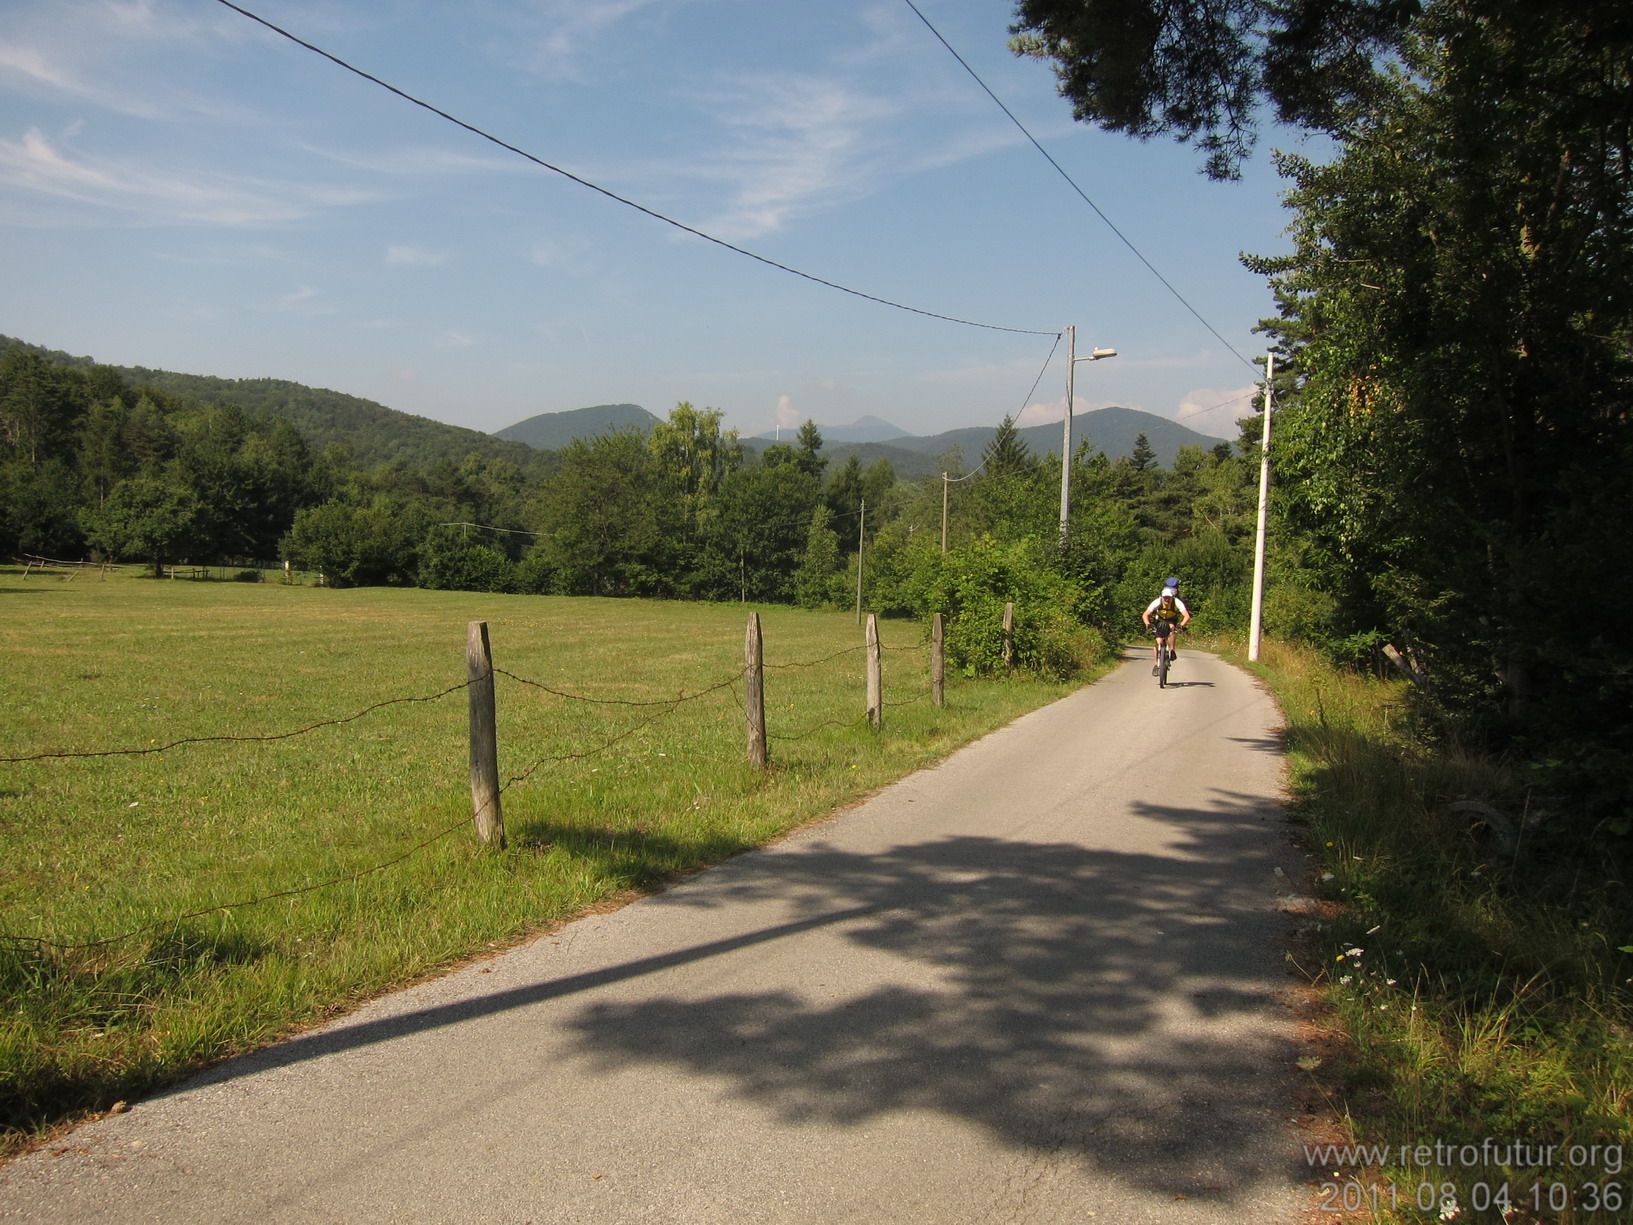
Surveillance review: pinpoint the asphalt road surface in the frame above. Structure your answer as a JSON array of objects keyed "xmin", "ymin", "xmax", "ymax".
[{"xmin": 1, "ymin": 646, "xmax": 1307, "ymax": 1224}]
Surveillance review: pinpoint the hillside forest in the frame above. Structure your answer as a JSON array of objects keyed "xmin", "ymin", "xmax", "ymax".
[{"xmin": 0, "ymin": 339, "xmax": 1254, "ymax": 672}]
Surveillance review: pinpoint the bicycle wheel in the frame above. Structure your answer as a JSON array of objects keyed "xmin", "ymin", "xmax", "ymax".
[{"xmin": 1158, "ymin": 640, "xmax": 1169, "ymax": 688}]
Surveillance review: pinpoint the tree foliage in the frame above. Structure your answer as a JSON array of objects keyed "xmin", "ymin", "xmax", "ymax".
[
  {"xmin": 1240, "ymin": 1, "xmax": 1633, "ymax": 823},
  {"xmin": 1010, "ymin": 0, "xmax": 1426, "ymax": 178}
]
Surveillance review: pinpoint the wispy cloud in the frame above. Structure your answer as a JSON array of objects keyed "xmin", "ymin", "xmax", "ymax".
[
  {"xmin": 0, "ymin": 126, "xmax": 375, "ymax": 225},
  {"xmin": 0, "ymin": 0, "xmax": 263, "ymax": 121},
  {"xmin": 386, "ymin": 245, "xmax": 451, "ymax": 266},
  {"xmin": 670, "ymin": 73, "xmax": 898, "ymax": 239},
  {"xmin": 519, "ymin": 0, "xmax": 675, "ymax": 80},
  {"xmin": 1017, "ymin": 400, "xmax": 1063, "ymax": 427},
  {"xmin": 276, "ymin": 285, "xmax": 336, "ymax": 316},
  {"xmin": 1174, "ymin": 384, "xmax": 1259, "ymax": 437},
  {"xmin": 301, "ymin": 144, "xmax": 524, "ymax": 178}
]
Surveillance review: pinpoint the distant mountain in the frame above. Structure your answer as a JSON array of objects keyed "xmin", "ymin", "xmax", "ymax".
[
  {"xmin": 890, "ymin": 408, "xmax": 1228, "ymax": 470},
  {"xmin": 495, "ymin": 403, "xmax": 661, "ymax": 451},
  {"xmin": 0, "ymin": 335, "xmax": 547, "ymax": 474},
  {"xmin": 753, "ymin": 414, "xmax": 908, "ymax": 444},
  {"xmin": 491, "ymin": 404, "xmax": 1227, "ymax": 477}
]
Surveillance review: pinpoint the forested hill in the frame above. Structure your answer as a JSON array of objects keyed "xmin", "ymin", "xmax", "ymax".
[
  {"xmin": 496, "ymin": 404, "xmax": 660, "ymax": 450},
  {"xmin": 899, "ymin": 409, "xmax": 1226, "ymax": 470},
  {"xmin": 491, "ymin": 404, "xmax": 1229, "ymax": 480},
  {"xmin": 0, "ymin": 336, "xmax": 547, "ymax": 474},
  {"xmin": 769, "ymin": 410, "xmax": 1227, "ymax": 481}
]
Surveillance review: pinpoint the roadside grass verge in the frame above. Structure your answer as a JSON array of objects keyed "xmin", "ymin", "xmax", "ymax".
[
  {"xmin": 1231, "ymin": 637, "xmax": 1632, "ymax": 1224},
  {"xmin": 0, "ymin": 569, "xmax": 1102, "ymax": 1151}
]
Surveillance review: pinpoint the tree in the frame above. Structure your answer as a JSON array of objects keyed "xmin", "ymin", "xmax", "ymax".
[
  {"xmin": 794, "ymin": 504, "xmax": 844, "ymax": 608},
  {"xmin": 1009, "ymin": 0, "xmax": 1426, "ymax": 178},
  {"xmin": 1247, "ymin": 2, "xmax": 1633, "ymax": 811},
  {"xmin": 81, "ymin": 477, "xmax": 201, "ymax": 576},
  {"xmin": 536, "ymin": 432, "xmax": 672, "ymax": 596},
  {"xmin": 825, "ymin": 454, "xmax": 864, "ymax": 523},
  {"xmin": 279, "ymin": 496, "xmax": 428, "ymax": 587},
  {"xmin": 982, "ymin": 415, "xmax": 1035, "ymax": 477},
  {"xmin": 794, "ymin": 419, "xmax": 827, "ymax": 479}
]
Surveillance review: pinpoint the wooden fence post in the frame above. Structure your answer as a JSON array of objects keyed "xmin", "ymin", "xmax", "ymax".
[
  {"xmin": 466, "ymin": 621, "xmax": 505, "ymax": 848},
  {"xmin": 1002, "ymin": 601, "xmax": 1015, "ymax": 670},
  {"xmin": 745, "ymin": 611, "xmax": 768, "ymax": 769},
  {"xmin": 931, "ymin": 612, "xmax": 944, "ymax": 708},
  {"xmin": 866, "ymin": 613, "xmax": 882, "ymax": 729}
]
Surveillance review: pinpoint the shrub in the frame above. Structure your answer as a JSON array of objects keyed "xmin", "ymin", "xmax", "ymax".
[{"xmin": 882, "ymin": 534, "xmax": 1107, "ymax": 679}]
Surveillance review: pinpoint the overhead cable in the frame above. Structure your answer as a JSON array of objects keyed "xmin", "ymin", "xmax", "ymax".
[
  {"xmin": 898, "ymin": 0, "xmax": 1259, "ymax": 369},
  {"xmin": 947, "ymin": 330, "xmax": 1061, "ymax": 483},
  {"xmin": 213, "ymin": 0, "xmax": 1057, "ymax": 338}
]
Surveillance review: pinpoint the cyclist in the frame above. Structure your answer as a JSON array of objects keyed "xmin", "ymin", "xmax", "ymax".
[{"xmin": 1142, "ymin": 585, "xmax": 1190, "ymax": 675}]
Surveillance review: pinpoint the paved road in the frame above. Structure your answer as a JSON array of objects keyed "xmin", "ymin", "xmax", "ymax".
[{"xmin": 1, "ymin": 647, "xmax": 1306, "ymax": 1224}]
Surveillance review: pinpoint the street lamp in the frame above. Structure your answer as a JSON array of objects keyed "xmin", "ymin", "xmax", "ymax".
[{"xmin": 1060, "ymin": 324, "xmax": 1117, "ymax": 543}]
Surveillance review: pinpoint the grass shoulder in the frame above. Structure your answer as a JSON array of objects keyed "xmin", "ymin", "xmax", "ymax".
[{"xmin": 1214, "ymin": 635, "xmax": 1631, "ymax": 1223}]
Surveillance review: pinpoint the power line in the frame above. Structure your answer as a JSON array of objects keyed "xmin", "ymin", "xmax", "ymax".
[
  {"xmin": 213, "ymin": 0, "xmax": 1057, "ymax": 338},
  {"xmin": 898, "ymin": 0, "xmax": 1259, "ymax": 370},
  {"xmin": 948, "ymin": 331, "xmax": 1061, "ymax": 483}
]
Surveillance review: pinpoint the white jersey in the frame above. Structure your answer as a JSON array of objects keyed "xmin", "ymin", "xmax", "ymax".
[{"xmin": 1145, "ymin": 595, "xmax": 1189, "ymax": 619}]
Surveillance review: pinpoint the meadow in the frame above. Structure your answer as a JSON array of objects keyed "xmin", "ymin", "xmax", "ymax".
[{"xmin": 0, "ymin": 567, "xmax": 1087, "ymax": 1148}]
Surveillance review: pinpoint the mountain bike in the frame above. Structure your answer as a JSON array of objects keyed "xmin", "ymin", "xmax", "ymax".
[{"xmin": 1152, "ymin": 627, "xmax": 1180, "ymax": 688}]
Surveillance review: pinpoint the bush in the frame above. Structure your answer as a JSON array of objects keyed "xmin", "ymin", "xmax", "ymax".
[{"xmin": 881, "ymin": 534, "xmax": 1107, "ymax": 679}]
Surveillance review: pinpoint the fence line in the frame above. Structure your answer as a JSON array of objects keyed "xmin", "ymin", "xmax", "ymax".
[
  {"xmin": 0, "ymin": 679, "xmax": 479, "ymax": 763},
  {"xmin": 3, "ymin": 611, "xmax": 979, "ymax": 948},
  {"xmin": 495, "ymin": 667, "xmax": 740, "ymax": 708}
]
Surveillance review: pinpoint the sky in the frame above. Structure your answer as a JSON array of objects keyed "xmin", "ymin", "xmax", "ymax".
[{"xmin": 0, "ymin": 0, "xmax": 1310, "ymax": 446}]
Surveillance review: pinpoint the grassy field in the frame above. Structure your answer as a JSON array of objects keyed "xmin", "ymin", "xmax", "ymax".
[
  {"xmin": 1227, "ymin": 637, "xmax": 1632, "ymax": 1225},
  {"xmin": 0, "ymin": 567, "xmax": 1094, "ymax": 1149}
]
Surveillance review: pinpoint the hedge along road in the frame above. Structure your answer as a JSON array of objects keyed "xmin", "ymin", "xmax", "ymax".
[{"xmin": 0, "ymin": 646, "xmax": 1306, "ymax": 1225}]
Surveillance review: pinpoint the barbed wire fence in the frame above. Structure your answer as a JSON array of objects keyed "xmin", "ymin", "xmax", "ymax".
[{"xmin": 0, "ymin": 606, "xmax": 1030, "ymax": 953}]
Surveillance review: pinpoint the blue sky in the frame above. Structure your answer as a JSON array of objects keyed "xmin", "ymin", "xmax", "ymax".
[{"xmin": 0, "ymin": 0, "xmax": 1304, "ymax": 445}]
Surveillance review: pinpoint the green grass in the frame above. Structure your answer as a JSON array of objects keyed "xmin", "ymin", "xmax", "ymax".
[
  {"xmin": 0, "ymin": 567, "xmax": 1098, "ymax": 1149},
  {"xmin": 1233, "ymin": 638, "xmax": 1633, "ymax": 1225}
]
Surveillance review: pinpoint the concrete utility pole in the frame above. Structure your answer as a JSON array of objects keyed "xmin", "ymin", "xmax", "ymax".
[
  {"xmin": 1059, "ymin": 326, "xmax": 1117, "ymax": 544},
  {"xmin": 1248, "ymin": 352, "xmax": 1275, "ymax": 662}
]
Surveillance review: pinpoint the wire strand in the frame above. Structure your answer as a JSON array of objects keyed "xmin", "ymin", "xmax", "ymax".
[
  {"xmin": 899, "ymin": 0, "xmax": 1258, "ymax": 369},
  {"xmin": 0, "ymin": 680, "xmax": 473, "ymax": 763},
  {"xmin": 947, "ymin": 330, "xmax": 1062, "ymax": 484},
  {"xmin": 213, "ymin": 0, "xmax": 1056, "ymax": 338}
]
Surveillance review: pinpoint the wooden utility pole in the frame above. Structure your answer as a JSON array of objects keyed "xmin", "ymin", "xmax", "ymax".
[
  {"xmin": 854, "ymin": 498, "xmax": 866, "ymax": 625},
  {"xmin": 865, "ymin": 613, "xmax": 882, "ymax": 729},
  {"xmin": 941, "ymin": 474, "xmax": 949, "ymax": 554},
  {"xmin": 931, "ymin": 612, "xmax": 945, "ymax": 707},
  {"xmin": 745, "ymin": 611, "xmax": 767, "ymax": 769},
  {"xmin": 466, "ymin": 621, "xmax": 504, "ymax": 848}
]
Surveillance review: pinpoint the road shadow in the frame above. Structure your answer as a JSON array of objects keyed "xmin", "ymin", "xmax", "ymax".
[{"xmin": 173, "ymin": 788, "xmax": 1299, "ymax": 1209}]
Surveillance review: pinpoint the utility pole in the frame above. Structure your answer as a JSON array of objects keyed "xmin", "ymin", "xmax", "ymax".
[
  {"xmin": 1248, "ymin": 352, "xmax": 1275, "ymax": 662},
  {"xmin": 1059, "ymin": 326, "xmax": 1117, "ymax": 544},
  {"xmin": 941, "ymin": 474, "xmax": 949, "ymax": 554},
  {"xmin": 1060, "ymin": 325, "xmax": 1075, "ymax": 544},
  {"xmin": 855, "ymin": 498, "xmax": 866, "ymax": 625}
]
